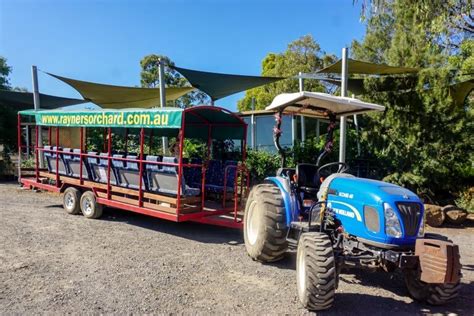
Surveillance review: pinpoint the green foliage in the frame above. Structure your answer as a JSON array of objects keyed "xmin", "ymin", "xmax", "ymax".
[
  {"xmin": 237, "ymin": 35, "xmax": 337, "ymax": 111},
  {"xmin": 140, "ymin": 54, "xmax": 209, "ymax": 108},
  {"xmin": 351, "ymin": 0, "xmax": 474, "ymax": 197},
  {"xmin": 455, "ymin": 187, "xmax": 474, "ymax": 213},
  {"xmin": 245, "ymin": 149, "xmax": 281, "ymax": 183},
  {"xmin": 0, "ymin": 56, "xmax": 12, "ymax": 90}
]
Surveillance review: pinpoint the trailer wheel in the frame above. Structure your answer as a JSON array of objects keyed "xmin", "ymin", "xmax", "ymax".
[
  {"xmin": 296, "ymin": 232, "xmax": 336, "ymax": 311},
  {"xmin": 404, "ymin": 269, "xmax": 461, "ymax": 305},
  {"xmin": 62, "ymin": 187, "xmax": 82, "ymax": 215},
  {"xmin": 80, "ymin": 191, "xmax": 103, "ymax": 219},
  {"xmin": 243, "ymin": 183, "xmax": 287, "ymax": 262}
]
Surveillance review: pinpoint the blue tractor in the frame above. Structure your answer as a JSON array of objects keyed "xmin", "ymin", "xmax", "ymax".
[{"xmin": 243, "ymin": 92, "xmax": 462, "ymax": 311}]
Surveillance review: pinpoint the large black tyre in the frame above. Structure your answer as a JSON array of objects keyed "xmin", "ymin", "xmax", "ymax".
[
  {"xmin": 243, "ymin": 183, "xmax": 287, "ymax": 262},
  {"xmin": 404, "ymin": 269, "xmax": 461, "ymax": 305},
  {"xmin": 63, "ymin": 187, "xmax": 82, "ymax": 215},
  {"xmin": 80, "ymin": 191, "xmax": 103, "ymax": 219},
  {"xmin": 296, "ymin": 232, "xmax": 336, "ymax": 311}
]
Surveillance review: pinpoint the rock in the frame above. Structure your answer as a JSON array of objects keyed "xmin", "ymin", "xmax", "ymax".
[
  {"xmin": 442, "ymin": 205, "xmax": 468, "ymax": 225},
  {"xmin": 424, "ymin": 204, "xmax": 445, "ymax": 227}
]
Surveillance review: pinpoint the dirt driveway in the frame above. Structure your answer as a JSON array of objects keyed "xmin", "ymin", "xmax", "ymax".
[{"xmin": 1, "ymin": 182, "xmax": 473, "ymax": 314}]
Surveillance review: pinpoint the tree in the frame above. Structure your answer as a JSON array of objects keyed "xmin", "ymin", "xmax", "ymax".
[
  {"xmin": 237, "ymin": 35, "xmax": 337, "ymax": 111},
  {"xmin": 0, "ymin": 56, "xmax": 12, "ymax": 90},
  {"xmin": 140, "ymin": 54, "xmax": 209, "ymax": 108},
  {"xmin": 352, "ymin": 0, "xmax": 473, "ymax": 198}
]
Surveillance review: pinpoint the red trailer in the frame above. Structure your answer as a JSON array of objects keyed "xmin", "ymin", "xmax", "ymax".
[{"xmin": 17, "ymin": 106, "xmax": 249, "ymax": 229}]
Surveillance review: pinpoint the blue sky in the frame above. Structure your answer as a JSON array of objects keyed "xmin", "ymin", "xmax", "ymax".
[{"xmin": 0, "ymin": 0, "xmax": 366, "ymax": 111}]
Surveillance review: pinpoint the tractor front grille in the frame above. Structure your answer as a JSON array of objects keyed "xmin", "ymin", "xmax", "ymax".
[{"xmin": 396, "ymin": 202, "xmax": 421, "ymax": 236}]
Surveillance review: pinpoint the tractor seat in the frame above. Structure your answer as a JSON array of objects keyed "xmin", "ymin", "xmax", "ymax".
[{"xmin": 296, "ymin": 163, "xmax": 319, "ymax": 196}]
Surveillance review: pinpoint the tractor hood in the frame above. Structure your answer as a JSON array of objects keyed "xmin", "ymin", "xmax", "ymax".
[{"xmin": 265, "ymin": 91, "xmax": 385, "ymax": 118}]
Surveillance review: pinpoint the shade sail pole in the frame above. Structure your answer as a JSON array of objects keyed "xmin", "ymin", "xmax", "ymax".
[
  {"xmin": 159, "ymin": 59, "xmax": 168, "ymax": 154},
  {"xmin": 32, "ymin": 65, "xmax": 44, "ymax": 168},
  {"xmin": 299, "ymin": 72, "xmax": 305, "ymax": 145},
  {"xmin": 339, "ymin": 48, "xmax": 348, "ymax": 163}
]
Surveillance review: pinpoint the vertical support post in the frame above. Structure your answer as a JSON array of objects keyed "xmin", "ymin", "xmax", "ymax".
[
  {"xmin": 17, "ymin": 114, "xmax": 22, "ymax": 183},
  {"xmin": 176, "ymin": 120, "xmax": 185, "ymax": 215},
  {"xmin": 35, "ymin": 125, "xmax": 39, "ymax": 182},
  {"xmin": 291, "ymin": 115, "xmax": 296, "ymax": 147},
  {"xmin": 158, "ymin": 59, "xmax": 168, "ymax": 154},
  {"xmin": 55, "ymin": 127, "xmax": 59, "ymax": 187},
  {"xmin": 299, "ymin": 72, "xmax": 305, "ymax": 145},
  {"xmin": 339, "ymin": 47, "xmax": 349, "ymax": 163},
  {"xmin": 32, "ymin": 65, "xmax": 44, "ymax": 168},
  {"xmin": 106, "ymin": 128, "xmax": 112, "ymax": 200},
  {"xmin": 25, "ymin": 125, "xmax": 30, "ymax": 157},
  {"xmin": 250, "ymin": 97, "xmax": 256, "ymax": 149},
  {"xmin": 79, "ymin": 127, "xmax": 84, "ymax": 184},
  {"xmin": 316, "ymin": 119, "xmax": 320, "ymax": 139},
  {"xmin": 48, "ymin": 126, "xmax": 52, "ymax": 145},
  {"xmin": 138, "ymin": 128, "xmax": 145, "ymax": 207}
]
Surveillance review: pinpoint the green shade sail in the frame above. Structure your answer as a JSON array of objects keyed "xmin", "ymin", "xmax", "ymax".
[
  {"xmin": 48, "ymin": 73, "xmax": 194, "ymax": 109},
  {"xmin": 317, "ymin": 58, "xmax": 419, "ymax": 75},
  {"xmin": 19, "ymin": 106, "xmax": 246, "ymax": 140},
  {"xmin": 173, "ymin": 66, "xmax": 285, "ymax": 100},
  {"xmin": 0, "ymin": 89, "xmax": 87, "ymax": 110}
]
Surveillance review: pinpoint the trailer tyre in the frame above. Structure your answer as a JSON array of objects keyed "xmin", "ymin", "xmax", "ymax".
[
  {"xmin": 296, "ymin": 232, "xmax": 336, "ymax": 311},
  {"xmin": 404, "ymin": 269, "xmax": 461, "ymax": 305},
  {"xmin": 80, "ymin": 191, "xmax": 103, "ymax": 219},
  {"xmin": 243, "ymin": 183, "xmax": 287, "ymax": 262},
  {"xmin": 63, "ymin": 187, "xmax": 82, "ymax": 215}
]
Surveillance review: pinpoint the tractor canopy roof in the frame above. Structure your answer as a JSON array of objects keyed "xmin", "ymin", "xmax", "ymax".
[
  {"xmin": 18, "ymin": 105, "xmax": 246, "ymax": 140},
  {"xmin": 265, "ymin": 91, "xmax": 385, "ymax": 118}
]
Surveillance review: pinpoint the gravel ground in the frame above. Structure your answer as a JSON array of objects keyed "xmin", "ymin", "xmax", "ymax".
[{"xmin": 1, "ymin": 181, "xmax": 473, "ymax": 315}]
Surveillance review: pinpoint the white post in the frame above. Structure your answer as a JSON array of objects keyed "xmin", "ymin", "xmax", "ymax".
[
  {"xmin": 25, "ymin": 126, "xmax": 30, "ymax": 157},
  {"xmin": 32, "ymin": 66, "xmax": 43, "ymax": 168},
  {"xmin": 291, "ymin": 115, "xmax": 296, "ymax": 147},
  {"xmin": 250, "ymin": 97, "xmax": 256, "ymax": 149},
  {"xmin": 339, "ymin": 48, "xmax": 349, "ymax": 163},
  {"xmin": 299, "ymin": 72, "xmax": 305, "ymax": 145},
  {"xmin": 158, "ymin": 59, "xmax": 168, "ymax": 154}
]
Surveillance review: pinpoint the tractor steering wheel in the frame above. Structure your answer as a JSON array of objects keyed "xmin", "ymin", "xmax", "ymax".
[{"xmin": 317, "ymin": 162, "xmax": 350, "ymax": 183}]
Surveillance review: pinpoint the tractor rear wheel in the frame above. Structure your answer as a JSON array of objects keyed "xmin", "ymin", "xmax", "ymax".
[
  {"xmin": 296, "ymin": 232, "xmax": 336, "ymax": 311},
  {"xmin": 63, "ymin": 187, "xmax": 81, "ymax": 215},
  {"xmin": 404, "ymin": 269, "xmax": 461, "ymax": 305},
  {"xmin": 243, "ymin": 183, "xmax": 287, "ymax": 262},
  {"xmin": 80, "ymin": 191, "xmax": 103, "ymax": 219}
]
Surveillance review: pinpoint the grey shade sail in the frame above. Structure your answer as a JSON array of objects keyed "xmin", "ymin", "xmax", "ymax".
[
  {"xmin": 317, "ymin": 58, "xmax": 419, "ymax": 75},
  {"xmin": 172, "ymin": 66, "xmax": 285, "ymax": 101},
  {"xmin": 266, "ymin": 91, "xmax": 385, "ymax": 118},
  {"xmin": 0, "ymin": 89, "xmax": 87, "ymax": 110}
]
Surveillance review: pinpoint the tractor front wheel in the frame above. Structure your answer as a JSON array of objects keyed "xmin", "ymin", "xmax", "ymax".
[
  {"xmin": 296, "ymin": 232, "xmax": 336, "ymax": 311},
  {"xmin": 404, "ymin": 269, "xmax": 461, "ymax": 305},
  {"xmin": 243, "ymin": 183, "xmax": 287, "ymax": 262}
]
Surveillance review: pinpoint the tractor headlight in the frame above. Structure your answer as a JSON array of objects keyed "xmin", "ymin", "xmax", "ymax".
[
  {"xmin": 384, "ymin": 203, "xmax": 402, "ymax": 238},
  {"xmin": 418, "ymin": 211, "xmax": 425, "ymax": 237}
]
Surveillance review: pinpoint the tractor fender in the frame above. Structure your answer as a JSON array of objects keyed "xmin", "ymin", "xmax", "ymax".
[{"xmin": 265, "ymin": 176, "xmax": 297, "ymax": 226}]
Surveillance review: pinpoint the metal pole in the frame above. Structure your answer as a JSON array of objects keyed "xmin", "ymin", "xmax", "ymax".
[
  {"xmin": 339, "ymin": 48, "xmax": 349, "ymax": 163},
  {"xmin": 250, "ymin": 97, "xmax": 256, "ymax": 149},
  {"xmin": 299, "ymin": 72, "xmax": 305, "ymax": 145},
  {"xmin": 25, "ymin": 126, "xmax": 30, "ymax": 157},
  {"xmin": 158, "ymin": 59, "xmax": 168, "ymax": 154},
  {"xmin": 291, "ymin": 115, "xmax": 296, "ymax": 147},
  {"xmin": 32, "ymin": 65, "xmax": 44, "ymax": 168}
]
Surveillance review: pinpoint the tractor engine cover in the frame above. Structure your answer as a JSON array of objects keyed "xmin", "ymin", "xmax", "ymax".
[{"xmin": 415, "ymin": 239, "xmax": 461, "ymax": 284}]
